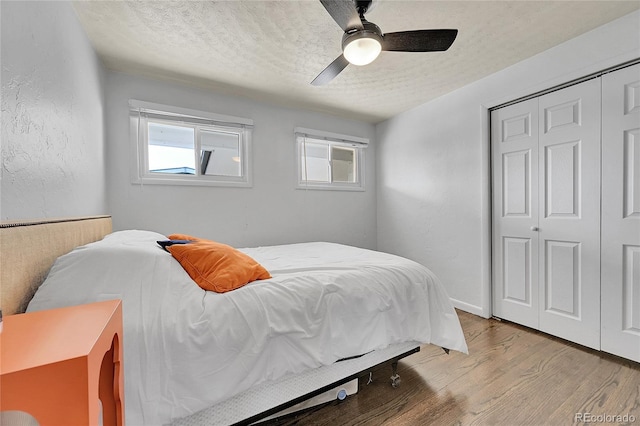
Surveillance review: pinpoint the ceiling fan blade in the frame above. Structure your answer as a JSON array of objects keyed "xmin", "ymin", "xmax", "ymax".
[
  {"xmin": 319, "ymin": 0, "xmax": 364, "ymax": 32},
  {"xmin": 381, "ymin": 29, "xmax": 458, "ymax": 52},
  {"xmin": 311, "ymin": 54, "xmax": 350, "ymax": 86}
]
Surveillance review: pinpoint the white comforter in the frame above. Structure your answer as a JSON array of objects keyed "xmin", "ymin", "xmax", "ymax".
[{"xmin": 27, "ymin": 230, "xmax": 467, "ymax": 425}]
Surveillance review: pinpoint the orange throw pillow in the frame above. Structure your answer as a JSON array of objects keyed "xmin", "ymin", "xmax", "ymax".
[
  {"xmin": 167, "ymin": 234, "xmax": 200, "ymax": 242},
  {"xmin": 166, "ymin": 234, "xmax": 271, "ymax": 293}
]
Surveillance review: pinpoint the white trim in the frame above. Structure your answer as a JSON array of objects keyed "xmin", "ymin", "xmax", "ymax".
[
  {"xmin": 450, "ymin": 298, "xmax": 487, "ymax": 318},
  {"xmin": 129, "ymin": 101, "xmax": 253, "ymax": 187},
  {"xmin": 480, "ymin": 105, "xmax": 493, "ymax": 319},
  {"xmin": 295, "ymin": 133, "xmax": 365, "ymax": 191},
  {"xmin": 131, "ymin": 176, "xmax": 252, "ymax": 188},
  {"xmin": 129, "ymin": 99, "xmax": 253, "ymax": 127},
  {"xmin": 294, "ymin": 127, "xmax": 369, "ymax": 146},
  {"xmin": 295, "ymin": 183, "xmax": 366, "ymax": 192}
]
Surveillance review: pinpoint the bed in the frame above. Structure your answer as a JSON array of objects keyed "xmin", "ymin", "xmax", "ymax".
[{"xmin": 0, "ymin": 216, "xmax": 467, "ymax": 425}]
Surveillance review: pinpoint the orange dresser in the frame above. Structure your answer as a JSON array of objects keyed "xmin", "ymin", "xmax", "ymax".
[{"xmin": 0, "ymin": 299, "xmax": 124, "ymax": 426}]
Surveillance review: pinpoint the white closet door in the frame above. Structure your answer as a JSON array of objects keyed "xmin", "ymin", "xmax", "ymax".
[
  {"xmin": 492, "ymin": 98, "xmax": 540, "ymax": 329},
  {"xmin": 537, "ymin": 78, "xmax": 601, "ymax": 350},
  {"xmin": 601, "ymin": 63, "xmax": 640, "ymax": 362}
]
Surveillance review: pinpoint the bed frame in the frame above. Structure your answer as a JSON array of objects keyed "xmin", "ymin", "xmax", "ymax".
[
  {"xmin": 175, "ymin": 343, "xmax": 420, "ymax": 425},
  {"xmin": 0, "ymin": 215, "xmax": 421, "ymax": 425}
]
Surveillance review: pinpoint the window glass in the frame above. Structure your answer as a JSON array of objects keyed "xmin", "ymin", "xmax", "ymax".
[
  {"xmin": 331, "ymin": 146, "xmax": 355, "ymax": 183},
  {"xmin": 148, "ymin": 122, "xmax": 195, "ymax": 174},
  {"xmin": 200, "ymin": 130, "xmax": 241, "ymax": 177},
  {"xmin": 301, "ymin": 142, "xmax": 330, "ymax": 182}
]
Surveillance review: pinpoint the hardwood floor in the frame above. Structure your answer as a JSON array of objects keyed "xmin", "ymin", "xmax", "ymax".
[{"xmin": 260, "ymin": 311, "xmax": 640, "ymax": 425}]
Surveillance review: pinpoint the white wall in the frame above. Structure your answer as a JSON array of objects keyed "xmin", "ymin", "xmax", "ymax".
[
  {"xmin": 0, "ymin": 1, "xmax": 106, "ymax": 220},
  {"xmin": 376, "ymin": 11, "xmax": 640, "ymax": 317},
  {"xmin": 105, "ymin": 72, "xmax": 377, "ymax": 249}
]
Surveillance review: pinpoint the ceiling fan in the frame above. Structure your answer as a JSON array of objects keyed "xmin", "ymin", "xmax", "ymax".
[{"xmin": 312, "ymin": 0, "xmax": 458, "ymax": 86}]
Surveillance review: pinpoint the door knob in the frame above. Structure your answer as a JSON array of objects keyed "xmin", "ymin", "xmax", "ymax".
[{"xmin": 530, "ymin": 226, "xmax": 539, "ymax": 231}]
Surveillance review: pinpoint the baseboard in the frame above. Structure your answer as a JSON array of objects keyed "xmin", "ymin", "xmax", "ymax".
[{"xmin": 450, "ymin": 298, "xmax": 487, "ymax": 318}]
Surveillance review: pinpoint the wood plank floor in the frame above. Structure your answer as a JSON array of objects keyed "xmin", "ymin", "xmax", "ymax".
[{"xmin": 260, "ymin": 311, "xmax": 640, "ymax": 425}]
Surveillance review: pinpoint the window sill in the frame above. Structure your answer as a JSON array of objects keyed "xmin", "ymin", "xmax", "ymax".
[
  {"xmin": 132, "ymin": 176, "xmax": 252, "ymax": 188},
  {"xmin": 295, "ymin": 184, "xmax": 365, "ymax": 192}
]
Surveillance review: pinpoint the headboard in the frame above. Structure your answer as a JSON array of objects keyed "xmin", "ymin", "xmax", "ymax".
[{"xmin": 0, "ymin": 215, "xmax": 112, "ymax": 315}]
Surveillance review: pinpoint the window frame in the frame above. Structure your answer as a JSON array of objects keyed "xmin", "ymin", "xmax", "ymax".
[
  {"xmin": 295, "ymin": 127, "xmax": 367, "ymax": 191},
  {"xmin": 130, "ymin": 100, "xmax": 253, "ymax": 187}
]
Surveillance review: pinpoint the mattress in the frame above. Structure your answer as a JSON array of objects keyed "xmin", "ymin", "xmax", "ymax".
[{"xmin": 26, "ymin": 230, "xmax": 467, "ymax": 425}]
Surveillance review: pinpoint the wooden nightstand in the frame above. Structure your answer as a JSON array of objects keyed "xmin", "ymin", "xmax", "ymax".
[{"xmin": 0, "ymin": 299, "xmax": 124, "ymax": 426}]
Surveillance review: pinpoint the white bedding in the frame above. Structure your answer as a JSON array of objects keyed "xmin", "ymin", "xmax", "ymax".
[{"xmin": 27, "ymin": 230, "xmax": 467, "ymax": 425}]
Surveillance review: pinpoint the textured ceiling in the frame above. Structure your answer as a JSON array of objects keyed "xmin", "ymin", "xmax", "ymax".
[{"xmin": 72, "ymin": 1, "xmax": 640, "ymax": 123}]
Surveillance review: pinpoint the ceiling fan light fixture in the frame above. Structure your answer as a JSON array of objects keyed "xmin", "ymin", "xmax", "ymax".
[
  {"xmin": 341, "ymin": 21, "xmax": 383, "ymax": 66},
  {"xmin": 313, "ymin": 0, "xmax": 458, "ymax": 85},
  {"xmin": 343, "ymin": 35, "xmax": 382, "ymax": 66}
]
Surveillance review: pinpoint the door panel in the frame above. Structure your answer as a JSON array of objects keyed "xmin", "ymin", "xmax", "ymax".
[
  {"xmin": 624, "ymin": 129, "xmax": 640, "ymax": 218},
  {"xmin": 544, "ymin": 99, "xmax": 581, "ymax": 133},
  {"xmin": 601, "ymin": 63, "xmax": 640, "ymax": 362},
  {"xmin": 544, "ymin": 240, "xmax": 580, "ymax": 318},
  {"xmin": 622, "ymin": 245, "xmax": 640, "ymax": 333},
  {"xmin": 544, "ymin": 140, "xmax": 581, "ymax": 218},
  {"xmin": 538, "ymin": 78, "xmax": 601, "ymax": 350},
  {"xmin": 503, "ymin": 150, "xmax": 531, "ymax": 217},
  {"xmin": 503, "ymin": 237, "xmax": 532, "ymax": 304},
  {"xmin": 492, "ymin": 99, "xmax": 539, "ymax": 329}
]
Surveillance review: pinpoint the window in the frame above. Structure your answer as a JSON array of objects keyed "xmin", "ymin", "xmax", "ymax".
[
  {"xmin": 295, "ymin": 127, "xmax": 367, "ymax": 191},
  {"xmin": 130, "ymin": 100, "xmax": 253, "ymax": 187}
]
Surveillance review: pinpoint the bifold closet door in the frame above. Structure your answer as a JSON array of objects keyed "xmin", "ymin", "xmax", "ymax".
[
  {"xmin": 492, "ymin": 98, "xmax": 540, "ymax": 330},
  {"xmin": 537, "ymin": 78, "xmax": 601, "ymax": 350},
  {"xmin": 601, "ymin": 63, "xmax": 640, "ymax": 362},
  {"xmin": 492, "ymin": 78, "xmax": 602, "ymax": 350}
]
